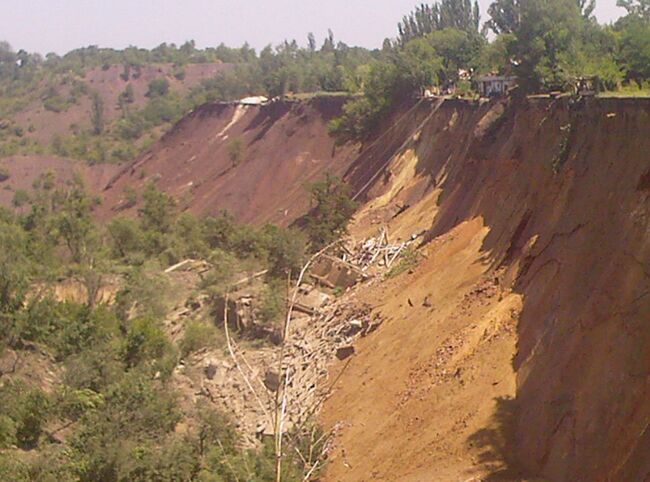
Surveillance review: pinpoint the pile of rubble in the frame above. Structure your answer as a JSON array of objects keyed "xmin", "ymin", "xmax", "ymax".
[
  {"xmin": 166, "ymin": 229, "xmax": 407, "ymax": 447},
  {"xmin": 175, "ymin": 287, "xmax": 381, "ymax": 446},
  {"xmin": 340, "ymin": 227, "xmax": 419, "ymax": 271}
]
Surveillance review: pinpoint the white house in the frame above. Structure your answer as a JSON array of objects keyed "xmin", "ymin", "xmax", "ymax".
[
  {"xmin": 239, "ymin": 96, "xmax": 269, "ymax": 106},
  {"xmin": 477, "ymin": 75, "xmax": 517, "ymax": 97}
]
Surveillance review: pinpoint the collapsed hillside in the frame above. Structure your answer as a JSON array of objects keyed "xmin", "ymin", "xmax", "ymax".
[
  {"xmin": 99, "ymin": 96, "xmax": 358, "ymax": 225},
  {"xmin": 319, "ymin": 97, "xmax": 650, "ymax": 481},
  {"xmin": 2, "ymin": 90, "xmax": 648, "ymax": 481}
]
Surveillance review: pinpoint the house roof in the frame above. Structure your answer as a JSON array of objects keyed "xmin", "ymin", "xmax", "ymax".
[{"xmin": 477, "ymin": 75, "xmax": 516, "ymax": 83}]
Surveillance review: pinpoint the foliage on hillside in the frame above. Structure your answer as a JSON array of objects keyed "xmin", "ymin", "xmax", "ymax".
[
  {"xmin": 0, "ymin": 36, "xmax": 378, "ymax": 163},
  {"xmin": 0, "ymin": 170, "xmax": 361, "ymax": 479},
  {"xmin": 330, "ymin": 0, "xmax": 650, "ymax": 142}
]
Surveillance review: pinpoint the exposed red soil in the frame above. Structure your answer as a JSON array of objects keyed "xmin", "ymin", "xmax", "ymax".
[
  {"xmin": 98, "ymin": 96, "xmax": 359, "ymax": 225},
  {"xmin": 0, "ymin": 154, "xmax": 120, "ymax": 208},
  {"xmin": 3, "ymin": 91, "xmax": 648, "ymax": 481},
  {"xmin": 321, "ymin": 97, "xmax": 650, "ymax": 481}
]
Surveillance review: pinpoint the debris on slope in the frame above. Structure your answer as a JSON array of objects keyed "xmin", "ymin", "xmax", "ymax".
[
  {"xmin": 170, "ymin": 282, "xmax": 381, "ymax": 447},
  {"xmin": 340, "ymin": 226, "xmax": 421, "ymax": 271}
]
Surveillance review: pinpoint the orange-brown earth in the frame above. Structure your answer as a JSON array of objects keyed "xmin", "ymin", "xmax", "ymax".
[
  {"xmin": 3, "ymin": 91, "xmax": 648, "ymax": 481},
  {"xmin": 99, "ymin": 96, "xmax": 358, "ymax": 225},
  {"xmin": 321, "ymin": 97, "xmax": 650, "ymax": 481}
]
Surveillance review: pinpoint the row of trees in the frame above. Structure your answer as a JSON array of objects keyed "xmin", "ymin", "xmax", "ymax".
[
  {"xmin": 329, "ymin": 0, "xmax": 650, "ymax": 141},
  {"xmin": 3, "ymin": 1, "xmax": 650, "ymax": 153}
]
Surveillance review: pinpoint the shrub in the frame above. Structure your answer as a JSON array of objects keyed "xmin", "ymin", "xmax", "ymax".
[
  {"xmin": 146, "ymin": 77, "xmax": 170, "ymax": 98},
  {"xmin": 0, "ymin": 165, "xmax": 9, "ymax": 182},
  {"xmin": 0, "ymin": 381, "xmax": 50, "ymax": 449},
  {"xmin": 227, "ymin": 137, "xmax": 246, "ymax": 166},
  {"xmin": 43, "ymin": 95, "xmax": 71, "ymax": 113},
  {"xmin": 11, "ymin": 189, "xmax": 29, "ymax": 208},
  {"xmin": 179, "ymin": 320, "xmax": 218, "ymax": 357},
  {"xmin": 121, "ymin": 316, "xmax": 172, "ymax": 369},
  {"xmin": 172, "ymin": 65, "xmax": 186, "ymax": 80},
  {"xmin": 258, "ymin": 279, "xmax": 286, "ymax": 325},
  {"xmin": 261, "ymin": 224, "xmax": 306, "ymax": 276},
  {"xmin": 303, "ymin": 173, "xmax": 357, "ymax": 249}
]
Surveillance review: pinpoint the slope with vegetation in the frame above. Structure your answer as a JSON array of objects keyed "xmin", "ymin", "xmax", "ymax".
[
  {"xmin": 98, "ymin": 96, "xmax": 359, "ymax": 226},
  {"xmin": 0, "ymin": 162, "xmax": 358, "ymax": 479},
  {"xmin": 1, "ymin": 1, "xmax": 650, "ymax": 481}
]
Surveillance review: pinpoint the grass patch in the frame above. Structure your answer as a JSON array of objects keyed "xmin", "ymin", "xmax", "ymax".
[
  {"xmin": 385, "ymin": 248, "xmax": 422, "ymax": 278},
  {"xmin": 179, "ymin": 320, "xmax": 221, "ymax": 357}
]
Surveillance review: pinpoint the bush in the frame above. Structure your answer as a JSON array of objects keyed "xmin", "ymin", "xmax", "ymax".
[
  {"xmin": 0, "ymin": 381, "xmax": 50, "ymax": 449},
  {"xmin": 303, "ymin": 174, "xmax": 357, "ymax": 249},
  {"xmin": 0, "ymin": 165, "xmax": 9, "ymax": 182},
  {"xmin": 43, "ymin": 95, "xmax": 72, "ymax": 113},
  {"xmin": 261, "ymin": 224, "xmax": 306, "ymax": 276},
  {"xmin": 258, "ymin": 279, "xmax": 286, "ymax": 325},
  {"xmin": 108, "ymin": 216, "xmax": 143, "ymax": 259},
  {"xmin": 11, "ymin": 190, "xmax": 29, "ymax": 209},
  {"xmin": 179, "ymin": 320, "xmax": 218, "ymax": 357},
  {"xmin": 121, "ymin": 316, "xmax": 172, "ymax": 369},
  {"xmin": 146, "ymin": 77, "xmax": 170, "ymax": 98},
  {"xmin": 172, "ymin": 65, "xmax": 186, "ymax": 80},
  {"xmin": 227, "ymin": 137, "xmax": 246, "ymax": 166}
]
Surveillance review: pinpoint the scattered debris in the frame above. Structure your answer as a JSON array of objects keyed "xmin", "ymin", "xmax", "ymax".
[{"xmin": 340, "ymin": 227, "xmax": 419, "ymax": 272}]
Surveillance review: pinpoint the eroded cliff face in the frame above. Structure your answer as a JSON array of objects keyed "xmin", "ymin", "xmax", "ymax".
[
  {"xmin": 99, "ymin": 96, "xmax": 358, "ymax": 225},
  {"xmin": 322, "ymin": 97, "xmax": 650, "ymax": 481}
]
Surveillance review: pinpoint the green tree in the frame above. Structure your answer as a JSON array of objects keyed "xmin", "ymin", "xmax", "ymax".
[
  {"xmin": 304, "ymin": 174, "xmax": 357, "ymax": 249},
  {"xmin": 139, "ymin": 183, "xmax": 176, "ymax": 234},
  {"xmin": 618, "ymin": 18, "xmax": 650, "ymax": 84},
  {"xmin": 618, "ymin": 0, "xmax": 650, "ymax": 19},
  {"xmin": 0, "ymin": 219, "xmax": 30, "ymax": 313},
  {"xmin": 486, "ymin": 0, "xmax": 521, "ymax": 34},
  {"xmin": 56, "ymin": 176, "xmax": 98, "ymax": 263},
  {"xmin": 108, "ymin": 216, "xmax": 143, "ymax": 259},
  {"xmin": 146, "ymin": 77, "xmax": 170, "ymax": 97},
  {"xmin": 398, "ymin": 0, "xmax": 481, "ymax": 44},
  {"xmin": 227, "ymin": 137, "xmax": 246, "ymax": 166},
  {"xmin": 509, "ymin": 0, "xmax": 587, "ymax": 91},
  {"xmin": 90, "ymin": 91, "xmax": 104, "ymax": 135}
]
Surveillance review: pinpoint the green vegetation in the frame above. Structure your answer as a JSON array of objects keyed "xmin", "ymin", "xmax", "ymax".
[
  {"xmin": 0, "ymin": 169, "xmax": 350, "ymax": 480},
  {"xmin": 330, "ymin": 0, "xmax": 650, "ymax": 141},
  {"xmin": 0, "ymin": 35, "xmax": 378, "ymax": 162},
  {"xmin": 1, "ymin": 1, "xmax": 646, "ymax": 157},
  {"xmin": 386, "ymin": 248, "xmax": 423, "ymax": 278},
  {"xmin": 302, "ymin": 174, "xmax": 358, "ymax": 249},
  {"xmin": 227, "ymin": 137, "xmax": 246, "ymax": 166},
  {"xmin": 90, "ymin": 91, "xmax": 104, "ymax": 135}
]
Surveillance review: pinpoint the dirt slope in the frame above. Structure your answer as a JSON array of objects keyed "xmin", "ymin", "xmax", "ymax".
[
  {"xmin": 321, "ymin": 97, "xmax": 650, "ymax": 481},
  {"xmin": 0, "ymin": 154, "xmax": 120, "ymax": 208},
  {"xmin": 99, "ymin": 96, "xmax": 358, "ymax": 225}
]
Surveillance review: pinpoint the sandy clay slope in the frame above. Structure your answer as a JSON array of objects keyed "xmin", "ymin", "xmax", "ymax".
[
  {"xmin": 321, "ymin": 97, "xmax": 650, "ymax": 481},
  {"xmin": 99, "ymin": 96, "xmax": 359, "ymax": 225}
]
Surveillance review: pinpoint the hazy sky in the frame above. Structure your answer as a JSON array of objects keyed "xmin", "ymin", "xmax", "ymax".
[{"xmin": 2, "ymin": 0, "xmax": 627, "ymax": 55}]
